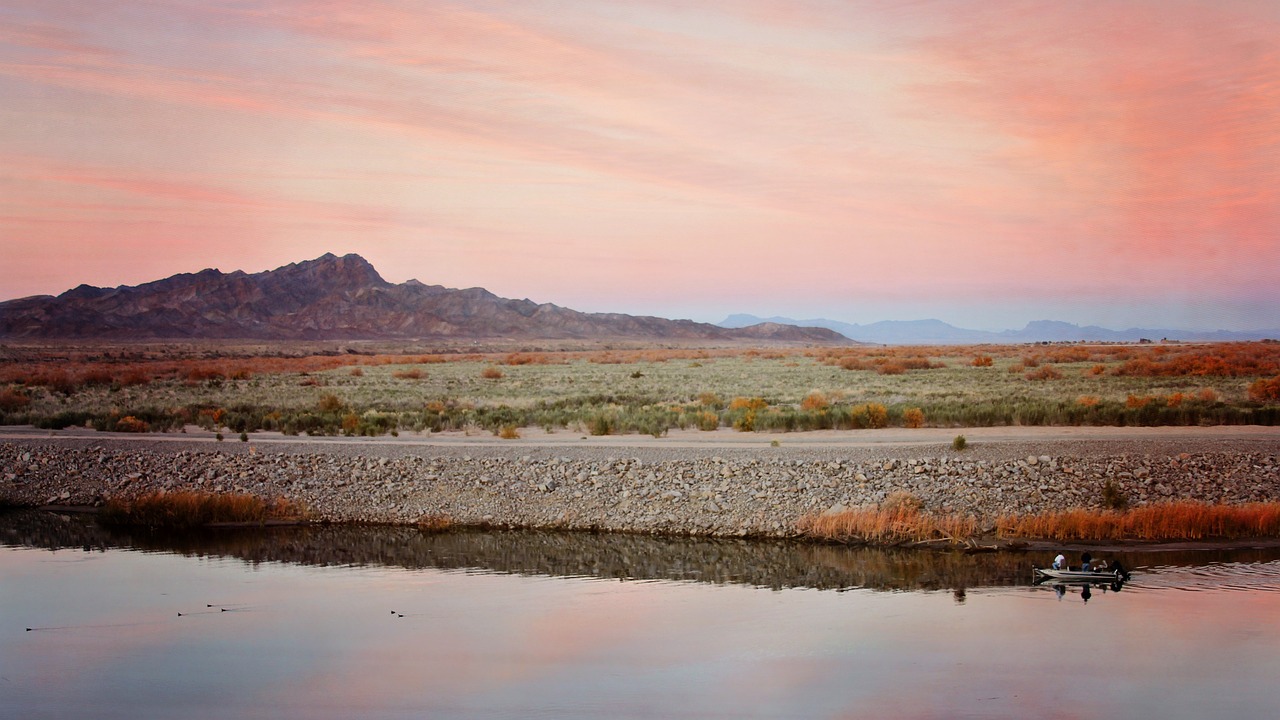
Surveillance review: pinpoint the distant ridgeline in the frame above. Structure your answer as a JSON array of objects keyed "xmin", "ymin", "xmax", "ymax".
[
  {"xmin": 0, "ymin": 253, "xmax": 848, "ymax": 343},
  {"xmin": 719, "ymin": 314, "xmax": 1280, "ymax": 345}
]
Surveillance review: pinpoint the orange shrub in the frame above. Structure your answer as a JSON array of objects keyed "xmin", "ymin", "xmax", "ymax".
[
  {"xmin": 1077, "ymin": 395, "xmax": 1100, "ymax": 407},
  {"xmin": 1025, "ymin": 365, "xmax": 1063, "ymax": 381},
  {"xmin": 1126, "ymin": 394, "xmax": 1152, "ymax": 409},
  {"xmin": 1249, "ymin": 375, "xmax": 1280, "ymax": 402},
  {"xmin": 800, "ymin": 392, "xmax": 829, "ymax": 411},
  {"xmin": 902, "ymin": 407, "xmax": 925, "ymax": 428},
  {"xmin": 729, "ymin": 397, "xmax": 767, "ymax": 411},
  {"xmin": 1087, "ymin": 364, "xmax": 1107, "ymax": 376},
  {"xmin": 971, "ymin": 355, "xmax": 993, "ymax": 367},
  {"xmin": 392, "ymin": 367, "xmax": 425, "ymax": 380},
  {"xmin": 480, "ymin": 366, "xmax": 504, "ymax": 380},
  {"xmin": 1198, "ymin": 388, "xmax": 1220, "ymax": 403},
  {"xmin": 694, "ymin": 411, "xmax": 719, "ymax": 431},
  {"xmin": 877, "ymin": 362, "xmax": 906, "ymax": 375},
  {"xmin": 349, "ymin": 367, "xmax": 364, "ymax": 377},
  {"xmin": 114, "ymin": 415, "xmax": 149, "ymax": 433},
  {"xmin": 1166, "ymin": 392, "xmax": 1185, "ymax": 407}
]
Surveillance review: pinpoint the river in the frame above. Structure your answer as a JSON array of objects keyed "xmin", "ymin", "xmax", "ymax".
[{"xmin": 3, "ymin": 509, "xmax": 1280, "ymax": 719}]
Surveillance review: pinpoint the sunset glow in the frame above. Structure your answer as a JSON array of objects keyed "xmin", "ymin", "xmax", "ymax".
[{"xmin": 1, "ymin": 1, "xmax": 1277, "ymax": 330}]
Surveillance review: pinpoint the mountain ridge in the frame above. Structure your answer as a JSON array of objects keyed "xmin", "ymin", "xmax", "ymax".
[
  {"xmin": 0, "ymin": 254, "xmax": 849, "ymax": 344},
  {"xmin": 719, "ymin": 314, "xmax": 1280, "ymax": 345}
]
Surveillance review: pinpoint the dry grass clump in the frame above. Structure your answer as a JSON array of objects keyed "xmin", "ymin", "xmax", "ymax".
[
  {"xmin": 417, "ymin": 514, "xmax": 454, "ymax": 532},
  {"xmin": 498, "ymin": 424, "xmax": 521, "ymax": 439},
  {"xmin": 997, "ymin": 502, "xmax": 1280, "ymax": 542},
  {"xmin": 798, "ymin": 493, "xmax": 979, "ymax": 545},
  {"xmin": 971, "ymin": 355, "xmax": 993, "ymax": 367},
  {"xmin": 99, "ymin": 491, "xmax": 305, "ymax": 529},
  {"xmin": 392, "ymin": 367, "xmax": 426, "ymax": 380},
  {"xmin": 480, "ymin": 366, "xmax": 504, "ymax": 380}
]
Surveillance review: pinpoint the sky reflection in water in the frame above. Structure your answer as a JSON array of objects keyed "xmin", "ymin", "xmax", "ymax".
[{"xmin": 4, "ymin": 531, "xmax": 1280, "ymax": 719}]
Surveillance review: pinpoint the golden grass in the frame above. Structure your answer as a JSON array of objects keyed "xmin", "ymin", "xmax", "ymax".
[
  {"xmin": 798, "ymin": 500, "xmax": 979, "ymax": 546},
  {"xmin": 998, "ymin": 502, "xmax": 1280, "ymax": 542},
  {"xmin": 800, "ymin": 501, "xmax": 1280, "ymax": 545},
  {"xmin": 99, "ymin": 491, "xmax": 306, "ymax": 528}
]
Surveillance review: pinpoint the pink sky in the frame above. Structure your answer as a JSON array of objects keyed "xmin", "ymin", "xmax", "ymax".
[{"xmin": 1, "ymin": 0, "xmax": 1277, "ymax": 330}]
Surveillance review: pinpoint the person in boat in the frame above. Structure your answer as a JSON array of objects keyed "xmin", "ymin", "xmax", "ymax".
[{"xmin": 1052, "ymin": 554, "xmax": 1067, "ymax": 570}]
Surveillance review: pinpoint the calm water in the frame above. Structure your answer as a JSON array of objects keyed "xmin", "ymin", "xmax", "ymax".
[{"xmin": 4, "ymin": 510, "xmax": 1280, "ymax": 719}]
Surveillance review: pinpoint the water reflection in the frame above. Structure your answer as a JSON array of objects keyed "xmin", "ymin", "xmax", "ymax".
[
  {"xmin": 6, "ymin": 509, "xmax": 1280, "ymax": 593},
  {"xmin": 7, "ymin": 509, "xmax": 1280, "ymax": 720}
]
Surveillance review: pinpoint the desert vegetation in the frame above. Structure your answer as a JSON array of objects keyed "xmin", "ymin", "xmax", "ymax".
[
  {"xmin": 800, "ymin": 498, "xmax": 1280, "ymax": 546},
  {"xmin": 98, "ymin": 491, "xmax": 306, "ymax": 529},
  {"xmin": 1, "ymin": 341, "xmax": 1278, "ymax": 437}
]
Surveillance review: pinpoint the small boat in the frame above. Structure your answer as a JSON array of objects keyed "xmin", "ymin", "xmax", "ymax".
[{"xmin": 1033, "ymin": 567, "xmax": 1127, "ymax": 583}]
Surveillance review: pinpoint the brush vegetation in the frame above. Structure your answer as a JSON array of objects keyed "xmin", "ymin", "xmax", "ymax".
[
  {"xmin": 800, "ymin": 499, "xmax": 1280, "ymax": 545},
  {"xmin": 2, "ymin": 341, "xmax": 1278, "ymax": 437},
  {"xmin": 98, "ymin": 491, "xmax": 306, "ymax": 529}
]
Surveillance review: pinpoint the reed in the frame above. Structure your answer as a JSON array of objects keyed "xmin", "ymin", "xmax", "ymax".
[
  {"xmin": 99, "ymin": 491, "xmax": 306, "ymax": 529},
  {"xmin": 798, "ymin": 499, "xmax": 979, "ymax": 545},
  {"xmin": 801, "ymin": 501, "xmax": 1280, "ymax": 544},
  {"xmin": 997, "ymin": 502, "xmax": 1280, "ymax": 541}
]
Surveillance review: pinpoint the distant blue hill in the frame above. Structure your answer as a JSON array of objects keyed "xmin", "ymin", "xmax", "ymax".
[{"xmin": 719, "ymin": 314, "xmax": 1280, "ymax": 345}]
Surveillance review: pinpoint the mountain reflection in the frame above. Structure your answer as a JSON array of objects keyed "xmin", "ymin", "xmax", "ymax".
[{"xmin": 5, "ymin": 509, "xmax": 1279, "ymax": 593}]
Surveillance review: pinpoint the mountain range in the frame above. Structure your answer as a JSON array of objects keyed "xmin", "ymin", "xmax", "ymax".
[
  {"xmin": 0, "ymin": 254, "xmax": 847, "ymax": 344},
  {"xmin": 719, "ymin": 314, "xmax": 1280, "ymax": 345}
]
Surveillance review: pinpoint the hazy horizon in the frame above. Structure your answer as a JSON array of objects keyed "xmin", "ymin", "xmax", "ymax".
[{"xmin": 2, "ymin": 2, "xmax": 1277, "ymax": 333}]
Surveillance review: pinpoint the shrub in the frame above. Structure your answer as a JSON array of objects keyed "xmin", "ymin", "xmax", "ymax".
[
  {"xmin": 1088, "ymin": 364, "xmax": 1107, "ymax": 376},
  {"xmin": 902, "ymin": 407, "xmax": 925, "ymax": 428},
  {"xmin": 317, "ymin": 394, "xmax": 344, "ymax": 412},
  {"xmin": 696, "ymin": 392, "xmax": 722, "ymax": 407},
  {"xmin": 588, "ymin": 413, "xmax": 615, "ymax": 436},
  {"xmin": 1077, "ymin": 395, "xmax": 1100, "ymax": 407},
  {"xmin": 0, "ymin": 388, "xmax": 30, "ymax": 412},
  {"xmin": 952, "ymin": 434, "xmax": 967, "ymax": 451},
  {"xmin": 729, "ymin": 397, "xmax": 767, "ymax": 411},
  {"xmin": 876, "ymin": 362, "xmax": 906, "ymax": 375},
  {"xmin": 1102, "ymin": 480, "xmax": 1128, "ymax": 510},
  {"xmin": 694, "ymin": 411, "xmax": 719, "ymax": 431},
  {"xmin": 800, "ymin": 392, "xmax": 829, "ymax": 411},
  {"xmin": 1249, "ymin": 375, "xmax": 1280, "ymax": 402},
  {"xmin": 1126, "ymin": 394, "xmax": 1152, "ymax": 409},
  {"xmin": 850, "ymin": 403, "xmax": 888, "ymax": 429},
  {"xmin": 114, "ymin": 415, "xmax": 150, "ymax": 433},
  {"xmin": 971, "ymin": 355, "xmax": 993, "ymax": 367},
  {"xmin": 498, "ymin": 425, "xmax": 521, "ymax": 439},
  {"xmin": 481, "ymin": 366, "xmax": 504, "ymax": 380},
  {"xmin": 1024, "ymin": 365, "xmax": 1063, "ymax": 381},
  {"xmin": 349, "ymin": 367, "xmax": 364, "ymax": 377},
  {"xmin": 1198, "ymin": 388, "xmax": 1220, "ymax": 403},
  {"xmin": 392, "ymin": 367, "xmax": 425, "ymax": 380},
  {"xmin": 1166, "ymin": 392, "xmax": 1185, "ymax": 407}
]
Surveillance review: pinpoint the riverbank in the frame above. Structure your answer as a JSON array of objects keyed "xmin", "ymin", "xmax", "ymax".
[{"xmin": 3, "ymin": 426, "xmax": 1279, "ymax": 540}]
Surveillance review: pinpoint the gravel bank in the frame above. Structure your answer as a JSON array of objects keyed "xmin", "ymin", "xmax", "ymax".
[{"xmin": 4, "ymin": 428, "xmax": 1280, "ymax": 537}]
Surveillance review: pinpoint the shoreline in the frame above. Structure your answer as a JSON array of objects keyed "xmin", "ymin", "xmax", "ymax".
[{"xmin": 4, "ymin": 425, "xmax": 1279, "ymax": 545}]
